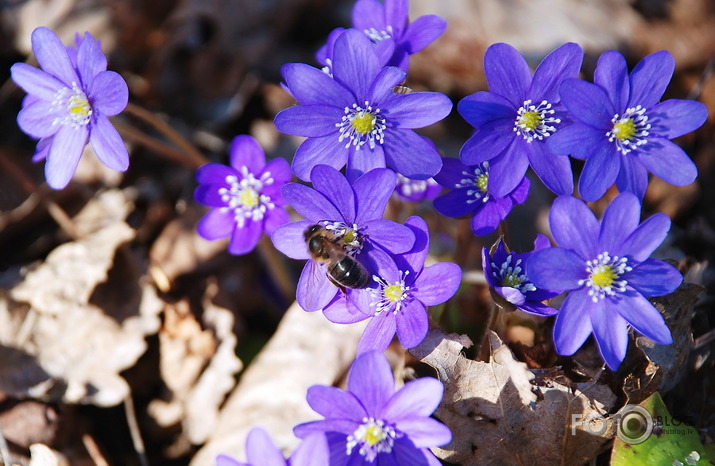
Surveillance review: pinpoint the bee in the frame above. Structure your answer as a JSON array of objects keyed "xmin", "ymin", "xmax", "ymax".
[{"xmin": 304, "ymin": 224, "xmax": 370, "ymax": 289}]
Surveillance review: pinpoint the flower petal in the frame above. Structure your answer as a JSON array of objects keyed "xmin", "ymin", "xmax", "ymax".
[
  {"xmin": 598, "ymin": 192, "xmax": 641, "ymax": 253},
  {"xmin": 245, "ymin": 428, "xmax": 286, "ymax": 466},
  {"xmin": 459, "ymin": 119, "xmax": 514, "ymax": 165},
  {"xmin": 282, "ymin": 181, "xmax": 343, "ymax": 222},
  {"xmin": 227, "ymin": 135, "xmax": 265, "ymax": 172},
  {"xmin": 215, "ymin": 454, "xmax": 241, "ymax": 466},
  {"xmin": 527, "ymin": 247, "xmax": 588, "ymax": 292},
  {"xmin": 353, "ymin": 168, "xmax": 396, "ymax": 223},
  {"xmin": 294, "ymin": 419, "xmax": 358, "ymax": 438},
  {"xmin": 332, "ymin": 29, "xmax": 380, "ymax": 98},
  {"xmin": 484, "ymin": 43, "xmax": 531, "ymax": 108},
  {"xmin": 76, "ymin": 33, "xmax": 106, "ymax": 85},
  {"xmin": 306, "ymin": 385, "xmax": 367, "ymax": 420},
  {"xmin": 363, "ymin": 219, "xmax": 415, "ymax": 254},
  {"xmin": 390, "ymin": 438, "xmax": 432, "ymax": 466},
  {"xmin": 88, "ymin": 71, "xmax": 128, "ymax": 116},
  {"xmin": 228, "ymin": 220, "xmax": 262, "ymax": 255},
  {"xmin": 393, "ymin": 417, "xmax": 452, "ymax": 448},
  {"xmin": 368, "ymin": 66, "xmax": 406, "ymax": 104},
  {"xmin": 357, "ymin": 311, "xmax": 397, "ymax": 354},
  {"xmin": 398, "ymin": 216, "xmax": 429, "ymax": 273},
  {"xmin": 549, "ymin": 196, "xmax": 599, "ymax": 259},
  {"xmin": 346, "ymin": 144, "xmax": 386, "ymax": 183},
  {"xmin": 262, "ymin": 157, "xmax": 291, "ymax": 185},
  {"xmin": 626, "ymin": 259, "xmax": 682, "ymax": 297},
  {"xmin": 413, "ymin": 262, "xmax": 461, "ymax": 306},
  {"xmin": 526, "ymin": 141, "xmax": 573, "ymax": 195},
  {"xmin": 31, "ymin": 27, "xmax": 79, "ymax": 86},
  {"xmin": 616, "ymin": 292, "xmax": 672, "ymax": 344},
  {"xmin": 487, "ymin": 140, "xmax": 529, "ymax": 197},
  {"xmin": 197, "ymin": 208, "xmax": 234, "ymax": 240},
  {"xmin": 471, "ymin": 197, "xmax": 511, "ymax": 236},
  {"xmin": 383, "ymin": 0, "xmax": 408, "ymax": 36},
  {"xmin": 636, "ymin": 138, "xmax": 697, "ymax": 186},
  {"xmin": 433, "ymin": 189, "xmax": 476, "ymax": 218},
  {"xmin": 386, "ymin": 92, "xmax": 452, "ymax": 129},
  {"xmin": 311, "ymin": 164, "xmax": 356, "ymax": 221},
  {"xmin": 546, "ymin": 123, "xmax": 605, "ymax": 160},
  {"xmin": 10, "ymin": 63, "xmax": 65, "ymax": 100},
  {"xmin": 383, "ymin": 377, "xmax": 443, "ymax": 420},
  {"xmin": 593, "ymin": 50, "xmax": 629, "ymax": 111},
  {"xmin": 352, "ymin": 0, "xmax": 387, "ymax": 33},
  {"xmin": 196, "ymin": 163, "xmax": 235, "ymax": 184},
  {"xmin": 347, "ymin": 351, "xmax": 395, "ymax": 414},
  {"xmin": 615, "ymin": 153, "xmax": 649, "ymax": 200},
  {"xmin": 271, "ymin": 219, "xmax": 312, "ymax": 259},
  {"xmin": 619, "ymin": 213, "xmax": 671, "ymax": 261},
  {"xmin": 263, "ymin": 207, "xmax": 290, "ymax": 235},
  {"xmin": 402, "ymin": 15, "xmax": 447, "ymax": 53},
  {"xmin": 553, "ymin": 290, "xmax": 595, "ymax": 355},
  {"xmin": 282, "ymin": 62, "xmax": 354, "ymax": 106},
  {"xmin": 324, "ymin": 293, "xmax": 371, "ymax": 323},
  {"xmin": 591, "ymin": 301, "xmax": 629, "ymax": 370},
  {"xmin": 17, "ymin": 99, "xmax": 63, "ymax": 138},
  {"xmin": 559, "ymin": 79, "xmax": 614, "ymax": 128},
  {"xmin": 297, "ymin": 260, "xmax": 339, "ymax": 312},
  {"xmin": 518, "ymin": 300, "xmax": 558, "ymax": 316},
  {"xmin": 291, "ymin": 136, "xmax": 348, "ymax": 182},
  {"xmin": 649, "ymin": 99, "xmax": 708, "ymax": 139},
  {"xmin": 578, "ymin": 143, "xmax": 620, "ymax": 202},
  {"xmin": 289, "ymin": 433, "xmax": 330, "ymax": 466},
  {"xmin": 45, "ymin": 124, "xmax": 87, "ymax": 189},
  {"xmin": 396, "ymin": 300, "xmax": 428, "ymax": 348},
  {"xmin": 273, "ymin": 104, "xmax": 344, "ymax": 137},
  {"xmin": 529, "ymin": 42, "xmax": 583, "ymax": 102},
  {"xmin": 458, "ymin": 91, "xmax": 515, "ymax": 128},
  {"xmin": 89, "ymin": 115, "xmax": 129, "ymax": 171},
  {"xmin": 383, "ymin": 129, "xmax": 442, "ymax": 179},
  {"xmin": 628, "ymin": 50, "xmax": 674, "ymax": 109}
]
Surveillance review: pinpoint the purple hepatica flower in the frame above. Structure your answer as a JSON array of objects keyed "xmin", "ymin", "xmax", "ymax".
[
  {"xmin": 274, "ymin": 29, "xmax": 452, "ymax": 182},
  {"xmin": 548, "ymin": 50, "xmax": 708, "ymax": 202},
  {"xmin": 482, "ymin": 235, "xmax": 558, "ymax": 316},
  {"xmin": 294, "ymin": 350, "xmax": 451, "ymax": 466},
  {"xmin": 526, "ymin": 193, "xmax": 682, "ymax": 370},
  {"xmin": 216, "ymin": 427, "xmax": 328, "ymax": 466},
  {"xmin": 194, "ymin": 135, "xmax": 291, "ymax": 255},
  {"xmin": 271, "ymin": 165, "xmax": 414, "ymax": 312},
  {"xmin": 394, "ymin": 173, "xmax": 442, "ymax": 202},
  {"xmin": 433, "ymin": 157, "xmax": 530, "ymax": 236},
  {"xmin": 10, "ymin": 27, "xmax": 129, "ymax": 189},
  {"xmin": 344, "ymin": 216, "xmax": 462, "ymax": 354},
  {"xmin": 458, "ymin": 42, "xmax": 583, "ymax": 196}
]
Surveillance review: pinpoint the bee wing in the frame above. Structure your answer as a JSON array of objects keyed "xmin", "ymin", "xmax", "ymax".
[{"xmin": 297, "ymin": 259, "xmax": 337, "ymax": 311}]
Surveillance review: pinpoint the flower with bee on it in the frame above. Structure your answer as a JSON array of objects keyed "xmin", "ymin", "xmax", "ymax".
[{"xmin": 271, "ymin": 165, "xmax": 415, "ymax": 312}]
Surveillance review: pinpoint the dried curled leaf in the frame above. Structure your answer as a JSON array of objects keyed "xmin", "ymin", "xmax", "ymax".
[{"xmin": 410, "ymin": 329, "xmax": 616, "ymax": 466}]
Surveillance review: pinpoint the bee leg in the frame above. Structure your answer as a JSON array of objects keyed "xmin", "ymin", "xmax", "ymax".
[{"xmin": 326, "ymin": 274, "xmax": 347, "ymax": 294}]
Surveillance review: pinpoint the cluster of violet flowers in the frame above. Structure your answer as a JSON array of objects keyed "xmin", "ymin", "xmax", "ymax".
[{"xmin": 9, "ymin": 0, "xmax": 708, "ymax": 463}]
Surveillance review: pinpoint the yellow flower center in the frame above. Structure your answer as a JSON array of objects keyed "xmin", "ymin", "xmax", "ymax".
[
  {"xmin": 342, "ymin": 229, "xmax": 358, "ymax": 245},
  {"xmin": 383, "ymin": 283, "xmax": 405, "ymax": 302},
  {"xmin": 518, "ymin": 111, "xmax": 542, "ymax": 132},
  {"xmin": 611, "ymin": 118, "xmax": 637, "ymax": 142},
  {"xmin": 502, "ymin": 272, "xmax": 522, "ymax": 288},
  {"xmin": 238, "ymin": 187, "xmax": 259, "ymax": 209},
  {"xmin": 476, "ymin": 173, "xmax": 489, "ymax": 192},
  {"xmin": 589, "ymin": 264, "xmax": 619, "ymax": 288},
  {"xmin": 363, "ymin": 425, "xmax": 387, "ymax": 446},
  {"xmin": 346, "ymin": 417, "xmax": 396, "ymax": 461},
  {"xmin": 607, "ymin": 106, "xmax": 651, "ymax": 155},
  {"xmin": 579, "ymin": 252, "xmax": 632, "ymax": 302},
  {"xmin": 68, "ymin": 93, "xmax": 91, "ymax": 118},
  {"xmin": 350, "ymin": 112, "xmax": 376, "ymax": 135}
]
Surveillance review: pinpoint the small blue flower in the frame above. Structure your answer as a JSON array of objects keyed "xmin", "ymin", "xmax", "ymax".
[
  {"xmin": 548, "ymin": 49, "xmax": 708, "ymax": 201},
  {"xmin": 458, "ymin": 42, "xmax": 583, "ymax": 196},
  {"xmin": 482, "ymin": 235, "xmax": 558, "ymax": 316},
  {"xmin": 294, "ymin": 351, "xmax": 451, "ymax": 465},
  {"xmin": 526, "ymin": 193, "xmax": 682, "ymax": 370},
  {"xmin": 274, "ymin": 29, "xmax": 452, "ymax": 182},
  {"xmin": 216, "ymin": 427, "xmax": 328, "ymax": 466},
  {"xmin": 11, "ymin": 27, "xmax": 129, "ymax": 189},
  {"xmin": 433, "ymin": 157, "xmax": 530, "ymax": 236},
  {"xmin": 194, "ymin": 135, "xmax": 291, "ymax": 255}
]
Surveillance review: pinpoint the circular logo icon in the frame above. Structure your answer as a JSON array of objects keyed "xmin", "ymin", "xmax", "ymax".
[{"xmin": 616, "ymin": 405, "xmax": 653, "ymax": 445}]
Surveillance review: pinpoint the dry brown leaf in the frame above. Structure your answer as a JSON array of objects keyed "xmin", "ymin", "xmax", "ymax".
[
  {"xmin": 148, "ymin": 282, "xmax": 242, "ymax": 445},
  {"xmin": 191, "ymin": 301, "xmax": 368, "ymax": 465},
  {"xmin": 0, "ymin": 191, "xmax": 163, "ymax": 406},
  {"xmin": 410, "ymin": 329, "xmax": 616, "ymax": 466}
]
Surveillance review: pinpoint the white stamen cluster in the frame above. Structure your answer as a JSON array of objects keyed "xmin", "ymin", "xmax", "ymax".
[
  {"xmin": 52, "ymin": 81, "xmax": 92, "ymax": 128},
  {"xmin": 218, "ymin": 167, "xmax": 275, "ymax": 227},
  {"xmin": 513, "ymin": 99, "xmax": 560, "ymax": 142},
  {"xmin": 369, "ymin": 271, "xmax": 410, "ymax": 316},
  {"xmin": 322, "ymin": 221, "xmax": 364, "ymax": 253},
  {"xmin": 607, "ymin": 105, "xmax": 651, "ymax": 155},
  {"xmin": 492, "ymin": 254, "xmax": 536, "ymax": 293},
  {"xmin": 363, "ymin": 25, "xmax": 393, "ymax": 43},
  {"xmin": 346, "ymin": 417, "xmax": 397, "ymax": 461},
  {"xmin": 577, "ymin": 252, "xmax": 632, "ymax": 302},
  {"xmin": 396, "ymin": 174, "xmax": 438, "ymax": 197},
  {"xmin": 336, "ymin": 101, "xmax": 387, "ymax": 150},
  {"xmin": 456, "ymin": 162, "xmax": 490, "ymax": 204}
]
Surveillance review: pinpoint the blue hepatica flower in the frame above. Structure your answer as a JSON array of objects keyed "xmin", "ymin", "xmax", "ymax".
[
  {"xmin": 274, "ymin": 29, "xmax": 452, "ymax": 182},
  {"xmin": 526, "ymin": 193, "xmax": 682, "ymax": 370},
  {"xmin": 10, "ymin": 27, "xmax": 129, "ymax": 189},
  {"xmin": 458, "ymin": 42, "xmax": 583, "ymax": 197},
  {"xmin": 194, "ymin": 135, "xmax": 291, "ymax": 255},
  {"xmin": 548, "ymin": 49, "xmax": 708, "ymax": 201},
  {"xmin": 482, "ymin": 235, "xmax": 558, "ymax": 316},
  {"xmin": 317, "ymin": 0, "xmax": 447, "ymax": 72},
  {"xmin": 433, "ymin": 157, "xmax": 530, "ymax": 236},
  {"xmin": 271, "ymin": 165, "xmax": 414, "ymax": 312},
  {"xmin": 216, "ymin": 427, "xmax": 328, "ymax": 466},
  {"xmin": 323, "ymin": 216, "xmax": 461, "ymax": 354},
  {"xmin": 294, "ymin": 350, "xmax": 451, "ymax": 466}
]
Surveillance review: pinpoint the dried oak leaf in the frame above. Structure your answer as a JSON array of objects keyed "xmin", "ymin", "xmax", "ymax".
[
  {"xmin": 4, "ymin": 192, "xmax": 163, "ymax": 406},
  {"xmin": 148, "ymin": 283, "xmax": 242, "ymax": 445},
  {"xmin": 410, "ymin": 329, "xmax": 616, "ymax": 466}
]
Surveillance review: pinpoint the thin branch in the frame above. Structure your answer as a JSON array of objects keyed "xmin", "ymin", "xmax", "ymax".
[{"xmin": 124, "ymin": 395, "xmax": 149, "ymax": 466}]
